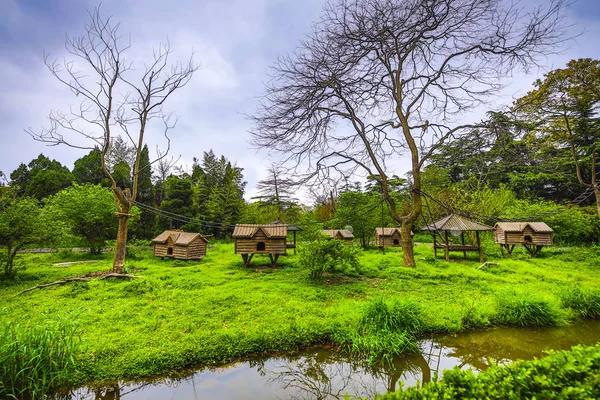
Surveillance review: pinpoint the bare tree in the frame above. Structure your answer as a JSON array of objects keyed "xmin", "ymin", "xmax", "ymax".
[
  {"xmin": 252, "ymin": 163, "xmax": 298, "ymax": 219},
  {"xmin": 251, "ymin": 0, "xmax": 569, "ymax": 266},
  {"xmin": 27, "ymin": 6, "xmax": 198, "ymax": 273}
]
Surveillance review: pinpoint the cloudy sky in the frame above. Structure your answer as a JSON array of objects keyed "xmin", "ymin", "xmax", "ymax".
[{"xmin": 1, "ymin": 0, "xmax": 599, "ymax": 199}]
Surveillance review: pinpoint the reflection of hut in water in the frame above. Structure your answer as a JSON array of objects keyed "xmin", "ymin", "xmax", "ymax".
[
  {"xmin": 421, "ymin": 214, "xmax": 493, "ymax": 262},
  {"xmin": 322, "ymin": 229, "xmax": 354, "ymax": 245},
  {"xmin": 375, "ymin": 227, "xmax": 414, "ymax": 247},
  {"xmin": 152, "ymin": 230, "xmax": 209, "ymax": 260},
  {"xmin": 494, "ymin": 222, "xmax": 553, "ymax": 257},
  {"xmin": 233, "ymin": 224, "xmax": 287, "ymax": 267}
]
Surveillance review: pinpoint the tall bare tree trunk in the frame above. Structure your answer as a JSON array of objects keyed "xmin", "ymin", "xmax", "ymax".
[
  {"xmin": 112, "ymin": 188, "xmax": 132, "ymax": 273},
  {"xmin": 595, "ymin": 188, "xmax": 600, "ymax": 218}
]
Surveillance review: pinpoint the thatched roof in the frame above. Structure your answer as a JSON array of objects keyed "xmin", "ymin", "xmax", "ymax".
[
  {"xmin": 152, "ymin": 230, "xmax": 208, "ymax": 245},
  {"xmin": 494, "ymin": 222, "xmax": 553, "ymax": 233},
  {"xmin": 322, "ymin": 229, "xmax": 354, "ymax": 239},
  {"xmin": 232, "ymin": 224, "xmax": 288, "ymax": 238},
  {"xmin": 270, "ymin": 219, "xmax": 302, "ymax": 231},
  {"xmin": 421, "ymin": 214, "xmax": 493, "ymax": 232}
]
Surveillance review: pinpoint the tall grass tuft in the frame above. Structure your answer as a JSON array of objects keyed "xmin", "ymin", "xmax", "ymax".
[
  {"xmin": 336, "ymin": 298, "xmax": 424, "ymax": 363},
  {"xmin": 559, "ymin": 285, "xmax": 600, "ymax": 318},
  {"xmin": 0, "ymin": 317, "xmax": 80, "ymax": 399},
  {"xmin": 494, "ymin": 290, "xmax": 565, "ymax": 327}
]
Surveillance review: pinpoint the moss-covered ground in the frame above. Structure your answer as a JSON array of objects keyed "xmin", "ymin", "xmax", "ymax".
[{"xmin": 1, "ymin": 241, "xmax": 599, "ymax": 386}]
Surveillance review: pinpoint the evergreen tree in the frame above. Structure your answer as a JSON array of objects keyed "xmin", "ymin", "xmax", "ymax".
[
  {"xmin": 134, "ymin": 145, "xmax": 156, "ymax": 239},
  {"xmin": 158, "ymin": 176, "xmax": 194, "ymax": 231},
  {"xmin": 72, "ymin": 148, "xmax": 109, "ymax": 186}
]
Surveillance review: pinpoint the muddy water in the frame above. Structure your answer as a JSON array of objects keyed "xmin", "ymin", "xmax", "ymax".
[{"xmin": 61, "ymin": 319, "xmax": 600, "ymax": 400}]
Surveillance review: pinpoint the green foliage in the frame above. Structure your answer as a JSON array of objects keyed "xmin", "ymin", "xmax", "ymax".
[
  {"xmin": 494, "ymin": 290, "xmax": 565, "ymax": 327},
  {"xmin": 559, "ymin": 285, "xmax": 600, "ymax": 318},
  {"xmin": 72, "ymin": 148, "xmax": 110, "ymax": 187},
  {"xmin": 112, "ymin": 160, "xmax": 132, "ymax": 190},
  {"xmin": 0, "ymin": 317, "xmax": 81, "ymax": 399},
  {"xmin": 46, "ymin": 184, "xmax": 117, "ymax": 254},
  {"xmin": 380, "ymin": 344, "xmax": 600, "ymax": 399},
  {"xmin": 298, "ymin": 238, "xmax": 361, "ymax": 279},
  {"xmin": 0, "ymin": 193, "xmax": 64, "ymax": 277},
  {"xmin": 335, "ymin": 298, "xmax": 424, "ymax": 363},
  {"xmin": 333, "ymin": 189, "xmax": 387, "ymax": 247},
  {"xmin": 9, "ymin": 154, "xmax": 73, "ymax": 200},
  {"xmin": 133, "ymin": 145, "xmax": 155, "ymax": 240},
  {"xmin": 158, "ymin": 176, "xmax": 194, "ymax": 231}
]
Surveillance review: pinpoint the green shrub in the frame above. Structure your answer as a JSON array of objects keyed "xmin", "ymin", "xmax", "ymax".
[
  {"xmin": 298, "ymin": 239, "xmax": 361, "ymax": 279},
  {"xmin": 494, "ymin": 290, "xmax": 565, "ymax": 326},
  {"xmin": 559, "ymin": 285, "xmax": 600, "ymax": 318},
  {"xmin": 0, "ymin": 318, "xmax": 81, "ymax": 399},
  {"xmin": 335, "ymin": 298, "xmax": 424, "ymax": 363},
  {"xmin": 379, "ymin": 344, "xmax": 600, "ymax": 399}
]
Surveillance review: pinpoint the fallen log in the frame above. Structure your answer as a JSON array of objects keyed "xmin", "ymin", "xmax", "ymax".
[
  {"xmin": 17, "ymin": 277, "xmax": 90, "ymax": 295},
  {"xmin": 476, "ymin": 261, "xmax": 498, "ymax": 270},
  {"xmin": 17, "ymin": 273, "xmax": 141, "ymax": 295}
]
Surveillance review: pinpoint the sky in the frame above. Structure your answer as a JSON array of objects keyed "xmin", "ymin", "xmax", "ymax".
[{"xmin": 1, "ymin": 0, "xmax": 600, "ymax": 200}]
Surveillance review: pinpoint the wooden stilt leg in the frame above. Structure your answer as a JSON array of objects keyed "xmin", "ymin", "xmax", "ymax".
[
  {"xmin": 272, "ymin": 254, "xmax": 280, "ymax": 267},
  {"xmin": 241, "ymin": 254, "xmax": 248, "ymax": 267},
  {"xmin": 433, "ymin": 234, "xmax": 437, "ymax": 258},
  {"xmin": 268, "ymin": 253, "xmax": 274, "ymax": 265},
  {"xmin": 444, "ymin": 231, "xmax": 449, "ymax": 261},
  {"xmin": 476, "ymin": 231, "xmax": 482, "ymax": 263}
]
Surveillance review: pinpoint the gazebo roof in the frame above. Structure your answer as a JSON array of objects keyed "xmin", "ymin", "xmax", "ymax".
[
  {"xmin": 421, "ymin": 214, "xmax": 493, "ymax": 232},
  {"xmin": 270, "ymin": 219, "xmax": 302, "ymax": 231}
]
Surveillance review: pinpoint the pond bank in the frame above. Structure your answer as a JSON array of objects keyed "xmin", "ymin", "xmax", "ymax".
[{"xmin": 54, "ymin": 319, "xmax": 600, "ymax": 400}]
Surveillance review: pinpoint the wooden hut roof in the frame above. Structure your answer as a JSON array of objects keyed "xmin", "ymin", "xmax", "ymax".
[
  {"xmin": 494, "ymin": 222, "xmax": 553, "ymax": 233},
  {"xmin": 322, "ymin": 229, "xmax": 354, "ymax": 239},
  {"xmin": 376, "ymin": 227, "xmax": 401, "ymax": 236},
  {"xmin": 421, "ymin": 214, "xmax": 493, "ymax": 232},
  {"xmin": 152, "ymin": 230, "xmax": 208, "ymax": 245},
  {"xmin": 232, "ymin": 224, "xmax": 288, "ymax": 238},
  {"xmin": 270, "ymin": 219, "xmax": 302, "ymax": 231}
]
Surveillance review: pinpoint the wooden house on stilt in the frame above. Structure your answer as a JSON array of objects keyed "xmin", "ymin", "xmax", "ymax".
[
  {"xmin": 494, "ymin": 222, "xmax": 553, "ymax": 257},
  {"xmin": 233, "ymin": 224, "xmax": 287, "ymax": 267}
]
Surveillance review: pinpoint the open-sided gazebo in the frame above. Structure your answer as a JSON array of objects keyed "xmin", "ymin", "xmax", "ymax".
[{"xmin": 421, "ymin": 214, "xmax": 493, "ymax": 262}]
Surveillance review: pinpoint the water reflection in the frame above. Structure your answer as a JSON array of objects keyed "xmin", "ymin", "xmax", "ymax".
[{"xmin": 57, "ymin": 319, "xmax": 600, "ymax": 400}]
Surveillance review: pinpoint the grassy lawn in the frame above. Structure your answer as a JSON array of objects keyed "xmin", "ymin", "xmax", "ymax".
[{"xmin": 1, "ymin": 241, "xmax": 599, "ymax": 386}]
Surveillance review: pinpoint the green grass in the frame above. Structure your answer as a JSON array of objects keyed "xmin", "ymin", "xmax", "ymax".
[
  {"xmin": 0, "ymin": 314, "xmax": 81, "ymax": 399},
  {"xmin": 0, "ymin": 241, "xmax": 599, "ymax": 390}
]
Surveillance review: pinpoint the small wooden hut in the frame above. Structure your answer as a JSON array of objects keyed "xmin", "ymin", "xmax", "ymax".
[
  {"xmin": 322, "ymin": 229, "xmax": 354, "ymax": 245},
  {"xmin": 494, "ymin": 222, "xmax": 553, "ymax": 257},
  {"xmin": 152, "ymin": 230, "xmax": 209, "ymax": 260},
  {"xmin": 421, "ymin": 214, "xmax": 493, "ymax": 262},
  {"xmin": 270, "ymin": 219, "xmax": 302, "ymax": 255},
  {"xmin": 375, "ymin": 227, "xmax": 415, "ymax": 247},
  {"xmin": 233, "ymin": 224, "xmax": 287, "ymax": 267}
]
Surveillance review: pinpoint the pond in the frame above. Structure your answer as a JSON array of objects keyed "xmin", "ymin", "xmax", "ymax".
[{"xmin": 58, "ymin": 319, "xmax": 600, "ymax": 400}]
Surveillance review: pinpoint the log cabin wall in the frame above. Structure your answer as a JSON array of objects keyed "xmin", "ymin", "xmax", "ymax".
[{"xmin": 234, "ymin": 229, "xmax": 287, "ymax": 254}]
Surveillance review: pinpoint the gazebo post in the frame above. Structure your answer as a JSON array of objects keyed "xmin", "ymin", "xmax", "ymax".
[
  {"xmin": 476, "ymin": 231, "xmax": 482, "ymax": 262},
  {"xmin": 293, "ymin": 230, "xmax": 297, "ymax": 255},
  {"xmin": 432, "ymin": 233, "xmax": 437, "ymax": 258},
  {"xmin": 461, "ymin": 232, "xmax": 466, "ymax": 259},
  {"xmin": 444, "ymin": 231, "xmax": 449, "ymax": 261}
]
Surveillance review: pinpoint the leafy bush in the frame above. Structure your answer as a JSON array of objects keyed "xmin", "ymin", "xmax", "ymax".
[
  {"xmin": 298, "ymin": 238, "xmax": 361, "ymax": 279},
  {"xmin": 494, "ymin": 290, "xmax": 565, "ymax": 326},
  {"xmin": 0, "ymin": 318, "xmax": 81, "ymax": 399},
  {"xmin": 559, "ymin": 285, "xmax": 600, "ymax": 318},
  {"xmin": 380, "ymin": 344, "xmax": 600, "ymax": 399}
]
